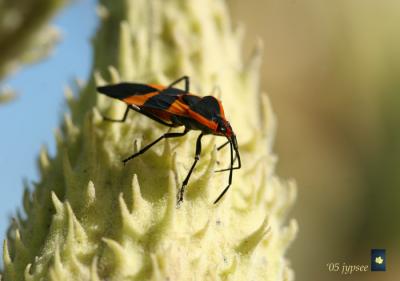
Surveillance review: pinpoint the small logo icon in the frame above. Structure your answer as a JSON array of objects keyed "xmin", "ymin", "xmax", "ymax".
[
  {"xmin": 375, "ymin": 256, "xmax": 384, "ymax": 264},
  {"xmin": 371, "ymin": 249, "xmax": 386, "ymax": 271}
]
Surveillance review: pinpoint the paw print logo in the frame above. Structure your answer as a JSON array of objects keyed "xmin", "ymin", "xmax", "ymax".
[{"xmin": 375, "ymin": 256, "xmax": 384, "ymax": 265}]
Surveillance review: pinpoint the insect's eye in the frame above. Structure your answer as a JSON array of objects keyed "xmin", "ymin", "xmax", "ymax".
[
  {"xmin": 215, "ymin": 117, "xmax": 227, "ymax": 133},
  {"xmin": 216, "ymin": 120, "xmax": 225, "ymax": 132}
]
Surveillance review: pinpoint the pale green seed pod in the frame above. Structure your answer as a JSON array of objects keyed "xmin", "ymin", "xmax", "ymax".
[{"xmin": 2, "ymin": 0, "xmax": 297, "ymax": 280}]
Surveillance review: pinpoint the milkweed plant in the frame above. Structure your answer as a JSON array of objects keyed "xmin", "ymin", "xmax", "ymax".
[{"xmin": 1, "ymin": 0, "xmax": 298, "ymax": 280}]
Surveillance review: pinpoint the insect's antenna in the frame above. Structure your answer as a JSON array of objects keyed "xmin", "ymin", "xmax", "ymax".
[
  {"xmin": 214, "ymin": 140, "xmax": 234, "ymax": 204},
  {"xmin": 211, "ymin": 85, "xmax": 222, "ymax": 99},
  {"xmin": 232, "ymin": 134, "xmax": 241, "ymax": 170},
  {"xmin": 214, "ymin": 135, "xmax": 240, "ymax": 173}
]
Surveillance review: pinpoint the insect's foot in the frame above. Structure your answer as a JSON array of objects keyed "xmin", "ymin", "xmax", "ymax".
[
  {"xmin": 176, "ymin": 186, "xmax": 186, "ymax": 206},
  {"xmin": 214, "ymin": 168, "xmax": 229, "ymax": 173},
  {"xmin": 176, "ymin": 198, "xmax": 183, "ymax": 208}
]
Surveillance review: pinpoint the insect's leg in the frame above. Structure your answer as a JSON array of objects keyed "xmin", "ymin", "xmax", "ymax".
[
  {"xmin": 215, "ymin": 156, "xmax": 239, "ymax": 172},
  {"xmin": 166, "ymin": 76, "xmax": 190, "ymax": 94},
  {"xmin": 233, "ymin": 142, "xmax": 241, "ymax": 170},
  {"xmin": 177, "ymin": 133, "xmax": 204, "ymax": 204},
  {"xmin": 217, "ymin": 140, "xmax": 230, "ymax": 151},
  {"xmin": 213, "ymin": 141, "xmax": 234, "ymax": 204},
  {"xmin": 122, "ymin": 129, "xmax": 188, "ymax": 164},
  {"xmin": 101, "ymin": 105, "xmax": 130, "ymax": 122}
]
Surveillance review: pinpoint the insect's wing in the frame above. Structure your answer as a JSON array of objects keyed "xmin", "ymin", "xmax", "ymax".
[{"xmin": 97, "ymin": 83, "xmax": 158, "ymax": 100}]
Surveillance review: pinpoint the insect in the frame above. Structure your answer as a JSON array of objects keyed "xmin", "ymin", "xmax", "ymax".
[{"xmin": 97, "ymin": 76, "xmax": 241, "ymax": 204}]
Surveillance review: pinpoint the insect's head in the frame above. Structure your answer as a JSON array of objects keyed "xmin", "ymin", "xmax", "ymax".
[{"xmin": 215, "ymin": 116, "xmax": 233, "ymax": 138}]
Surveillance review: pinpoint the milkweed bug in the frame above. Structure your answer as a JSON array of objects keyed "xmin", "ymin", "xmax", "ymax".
[{"xmin": 97, "ymin": 76, "xmax": 241, "ymax": 204}]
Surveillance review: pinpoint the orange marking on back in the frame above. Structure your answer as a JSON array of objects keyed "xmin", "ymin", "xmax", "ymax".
[
  {"xmin": 148, "ymin": 84, "xmax": 165, "ymax": 91},
  {"xmin": 217, "ymin": 99, "xmax": 225, "ymax": 118},
  {"xmin": 166, "ymin": 99, "xmax": 191, "ymax": 115},
  {"xmin": 122, "ymin": 91, "xmax": 159, "ymax": 106}
]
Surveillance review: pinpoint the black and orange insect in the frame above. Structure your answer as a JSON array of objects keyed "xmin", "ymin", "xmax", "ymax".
[{"xmin": 97, "ymin": 76, "xmax": 241, "ymax": 204}]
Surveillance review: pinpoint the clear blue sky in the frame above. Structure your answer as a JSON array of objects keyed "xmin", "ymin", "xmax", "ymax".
[{"xmin": 0, "ymin": 0, "xmax": 98, "ymax": 258}]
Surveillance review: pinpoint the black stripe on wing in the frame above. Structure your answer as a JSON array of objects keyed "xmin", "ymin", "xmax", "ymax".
[
  {"xmin": 142, "ymin": 87, "xmax": 188, "ymax": 110},
  {"xmin": 181, "ymin": 94, "xmax": 201, "ymax": 107},
  {"xmin": 160, "ymin": 87, "xmax": 187, "ymax": 96},
  {"xmin": 143, "ymin": 93, "xmax": 180, "ymax": 110},
  {"xmin": 97, "ymin": 83, "xmax": 157, "ymax": 99}
]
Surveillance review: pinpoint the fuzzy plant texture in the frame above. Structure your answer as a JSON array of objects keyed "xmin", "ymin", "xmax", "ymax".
[{"xmin": 2, "ymin": 0, "xmax": 297, "ymax": 280}]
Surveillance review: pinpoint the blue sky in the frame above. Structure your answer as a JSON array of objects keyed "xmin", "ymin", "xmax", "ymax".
[{"xmin": 0, "ymin": 0, "xmax": 98, "ymax": 257}]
